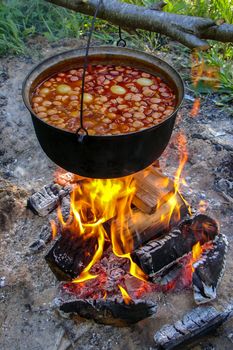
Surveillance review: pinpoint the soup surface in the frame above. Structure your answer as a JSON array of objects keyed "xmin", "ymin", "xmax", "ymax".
[{"xmin": 31, "ymin": 65, "xmax": 176, "ymax": 135}]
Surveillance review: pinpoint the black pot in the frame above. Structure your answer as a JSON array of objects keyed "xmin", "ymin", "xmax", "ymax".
[{"xmin": 22, "ymin": 46, "xmax": 184, "ymax": 179}]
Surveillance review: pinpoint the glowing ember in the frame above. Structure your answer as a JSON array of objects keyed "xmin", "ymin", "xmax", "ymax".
[{"xmin": 118, "ymin": 285, "xmax": 133, "ymax": 305}]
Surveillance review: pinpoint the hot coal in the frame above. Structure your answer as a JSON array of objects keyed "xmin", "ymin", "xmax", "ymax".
[
  {"xmin": 193, "ymin": 233, "xmax": 228, "ymax": 304},
  {"xmin": 53, "ymin": 249, "xmax": 157, "ymax": 326},
  {"xmin": 154, "ymin": 305, "xmax": 233, "ymax": 350},
  {"xmin": 28, "ymin": 183, "xmax": 71, "ymax": 216},
  {"xmin": 132, "ymin": 214, "xmax": 218, "ymax": 277},
  {"xmin": 45, "ymin": 229, "xmax": 99, "ymax": 281}
]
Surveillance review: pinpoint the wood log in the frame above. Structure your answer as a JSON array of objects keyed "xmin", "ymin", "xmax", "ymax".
[
  {"xmin": 132, "ymin": 166, "xmax": 175, "ymax": 214},
  {"xmin": 45, "ymin": 229, "xmax": 99, "ymax": 280},
  {"xmin": 154, "ymin": 305, "xmax": 233, "ymax": 349},
  {"xmin": 56, "ymin": 283, "xmax": 157, "ymax": 326},
  {"xmin": 27, "ymin": 183, "xmax": 71, "ymax": 216},
  {"xmin": 192, "ymin": 233, "xmax": 228, "ymax": 304},
  {"xmin": 132, "ymin": 214, "xmax": 218, "ymax": 277},
  {"xmin": 45, "ymin": 0, "xmax": 233, "ymax": 49}
]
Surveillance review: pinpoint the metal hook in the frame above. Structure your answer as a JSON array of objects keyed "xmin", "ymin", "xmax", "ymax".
[
  {"xmin": 117, "ymin": 27, "xmax": 126, "ymax": 47},
  {"xmin": 76, "ymin": 127, "xmax": 88, "ymax": 143}
]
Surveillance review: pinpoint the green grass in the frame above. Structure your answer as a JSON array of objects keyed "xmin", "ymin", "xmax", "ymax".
[{"xmin": 0, "ymin": 0, "xmax": 232, "ymax": 103}]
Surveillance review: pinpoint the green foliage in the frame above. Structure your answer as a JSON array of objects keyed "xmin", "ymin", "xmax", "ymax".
[{"xmin": 0, "ymin": 0, "xmax": 232, "ymax": 100}]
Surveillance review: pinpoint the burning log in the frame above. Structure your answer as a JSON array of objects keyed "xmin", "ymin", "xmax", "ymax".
[
  {"xmin": 105, "ymin": 193, "xmax": 188, "ymax": 250},
  {"xmin": 45, "ymin": 230, "xmax": 99, "ymax": 281},
  {"xmin": 55, "ymin": 282, "xmax": 157, "ymax": 326},
  {"xmin": 28, "ymin": 183, "xmax": 71, "ymax": 216},
  {"xmin": 192, "ymin": 233, "xmax": 228, "ymax": 304},
  {"xmin": 132, "ymin": 214, "xmax": 218, "ymax": 277},
  {"xmin": 132, "ymin": 166, "xmax": 176, "ymax": 214},
  {"xmin": 153, "ymin": 305, "xmax": 233, "ymax": 350}
]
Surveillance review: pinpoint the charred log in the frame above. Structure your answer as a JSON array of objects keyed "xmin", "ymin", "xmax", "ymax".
[
  {"xmin": 56, "ymin": 283, "xmax": 157, "ymax": 326},
  {"xmin": 192, "ymin": 233, "xmax": 228, "ymax": 304},
  {"xmin": 28, "ymin": 183, "xmax": 71, "ymax": 216},
  {"xmin": 132, "ymin": 214, "xmax": 218, "ymax": 277},
  {"xmin": 45, "ymin": 230, "xmax": 99, "ymax": 280},
  {"xmin": 154, "ymin": 305, "xmax": 233, "ymax": 349}
]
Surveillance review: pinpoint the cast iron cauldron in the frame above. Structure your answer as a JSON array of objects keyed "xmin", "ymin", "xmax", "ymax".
[{"xmin": 22, "ymin": 47, "xmax": 184, "ymax": 178}]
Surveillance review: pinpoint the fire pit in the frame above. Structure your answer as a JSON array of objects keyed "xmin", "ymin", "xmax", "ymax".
[{"xmin": 26, "ymin": 155, "xmax": 228, "ymax": 327}]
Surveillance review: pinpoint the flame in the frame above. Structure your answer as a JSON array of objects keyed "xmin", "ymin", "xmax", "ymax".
[
  {"xmin": 191, "ymin": 241, "xmax": 203, "ymax": 272},
  {"xmin": 157, "ymin": 133, "xmax": 191, "ymax": 228},
  {"xmin": 118, "ymin": 285, "xmax": 133, "ymax": 305},
  {"xmin": 53, "ymin": 133, "xmax": 191, "ymax": 287},
  {"xmin": 55, "ymin": 176, "xmax": 147, "ymax": 284},
  {"xmin": 50, "ymin": 219, "xmax": 57, "ymax": 240},
  {"xmin": 190, "ymin": 51, "xmax": 219, "ymax": 118},
  {"xmin": 190, "ymin": 98, "xmax": 200, "ymax": 117}
]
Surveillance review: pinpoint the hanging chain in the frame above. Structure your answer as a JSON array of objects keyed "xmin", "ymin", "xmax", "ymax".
[{"xmin": 76, "ymin": 0, "xmax": 103, "ymax": 139}]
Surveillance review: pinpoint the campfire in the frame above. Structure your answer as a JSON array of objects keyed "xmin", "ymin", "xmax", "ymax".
[{"xmin": 28, "ymin": 134, "xmax": 228, "ymax": 327}]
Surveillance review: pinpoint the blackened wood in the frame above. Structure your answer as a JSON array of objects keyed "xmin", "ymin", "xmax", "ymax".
[
  {"xmin": 28, "ymin": 183, "xmax": 71, "ymax": 216},
  {"xmin": 57, "ymin": 286, "xmax": 157, "ymax": 326},
  {"xmin": 45, "ymin": 230, "xmax": 98, "ymax": 281},
  {"xmin": 132, "ymin": 214, "xmax": 218, "ymax": 276},
  {"xmin": 193, "ymin": 233, "xmax": 228, "ymax": 304},
  {"xmin": 154, "ymin": 305, "xmax": 233, "ymax": 349}
]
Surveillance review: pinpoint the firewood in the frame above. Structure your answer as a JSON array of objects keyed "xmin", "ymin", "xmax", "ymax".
[
  {"xmin": 45, "ymin": 230, "xmax": 99, "ymax": 281},
  {"xmin": 132, "ymin": 166, "xmax": 175, "ymax": 214},
  {"xmin": 132, "ymin": 214, "xmax": 218, "ymax": 277},
  {"xmin": 56, "ymin": 283, "xmax": 157, "ymax": 326},
  {"xmin": 154, "ymin": 305, "xmax": 233, "ymax": 349},
  {"xmin": 106, "ymin": 193, "xmax": 188, "ymax": 250},
  {"xmin": 192, "ymin": 233, "xmax": 228, "ymax": 304},
  {"xmin": 28, "ymin": 183, "xmax": 71, "ymax": 216}
]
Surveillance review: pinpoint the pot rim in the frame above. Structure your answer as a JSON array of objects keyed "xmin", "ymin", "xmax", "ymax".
[{"xmin": 22, "ymin": 46, "xmax": 184, "ymax": 139}]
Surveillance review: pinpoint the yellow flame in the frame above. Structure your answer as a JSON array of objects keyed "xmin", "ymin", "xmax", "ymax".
[
  {"xmin": 191, "ymin": 241, "xmax": 203, "ymax": 272},
  {"xmin": 54, "ymin": 134, "xmax": 191, "ymax": 285},
  {"xmin": 118, "ymin": 285, "xmax": 132, "ymax": 305},
  {"xmin": 50, "ymin": 219, "xmax": 57, "ymax": 240}
]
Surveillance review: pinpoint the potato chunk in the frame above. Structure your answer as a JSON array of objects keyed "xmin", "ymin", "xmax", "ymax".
[
  {"xmin": 56, "ymin": 84, "xmax": 72, "ymax": 94},
  {"xmin": 110, "ymin": 85, "xmax": 126, "ymax": 95},
  {"xmin": 136, "ymin": 78, "xmax": 153, "ymax": 86}
]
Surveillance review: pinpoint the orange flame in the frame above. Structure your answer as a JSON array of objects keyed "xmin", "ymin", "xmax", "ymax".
[
  {"xmin": 190, "ymin": 51, "xmax": 219, "ymax": 118},
  {"xmin": 191, "ymin": 241, "xmax": 203, "ymax": 272},
  {"xmin": 53, "ymin": 134, "xmax": 190, "ymax": 286},
  {"xmin": 118, "ymin": 285, "xmax": 133, "ymax": 305},
  {"xmin": 50, "ymin": 219, "xmax": 57, "ymax": 240},
  {"xmin": 190, "ymin": 98, "xmax": 200, "ymax": 117},
  {"xmin": 157, "ymin": 133, "xmax": 191, "ymax": 228}
]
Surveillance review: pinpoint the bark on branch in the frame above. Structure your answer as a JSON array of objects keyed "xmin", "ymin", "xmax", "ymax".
[{"xmin": 45, "ymin": 0, "xmax": 233, "ymax": 49}]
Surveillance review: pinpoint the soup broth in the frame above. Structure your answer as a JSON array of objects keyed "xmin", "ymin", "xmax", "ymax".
[{"xmin": 31, "ymin": 65, "xmax": 176, "ymax": 135}]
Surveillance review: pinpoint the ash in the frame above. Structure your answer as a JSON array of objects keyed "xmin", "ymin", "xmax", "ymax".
[{"xmin": 0, "ymin": 38, "xmax": 233, "ymax": 350}]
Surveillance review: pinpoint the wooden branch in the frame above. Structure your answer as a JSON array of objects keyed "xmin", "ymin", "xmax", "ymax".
[{"xmin": 45, "ymin": 0, "xmax": 233, "ymax": 49}]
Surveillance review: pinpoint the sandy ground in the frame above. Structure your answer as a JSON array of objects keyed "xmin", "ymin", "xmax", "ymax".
[{"xmin": 0, "ymin": 38, "xmax": 233, "ymax": 350}]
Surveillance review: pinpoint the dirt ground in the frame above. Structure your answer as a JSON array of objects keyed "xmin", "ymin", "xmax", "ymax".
[{"xmin": 0, "ymin": 38, "xmax": 233, "ymax": 350}]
